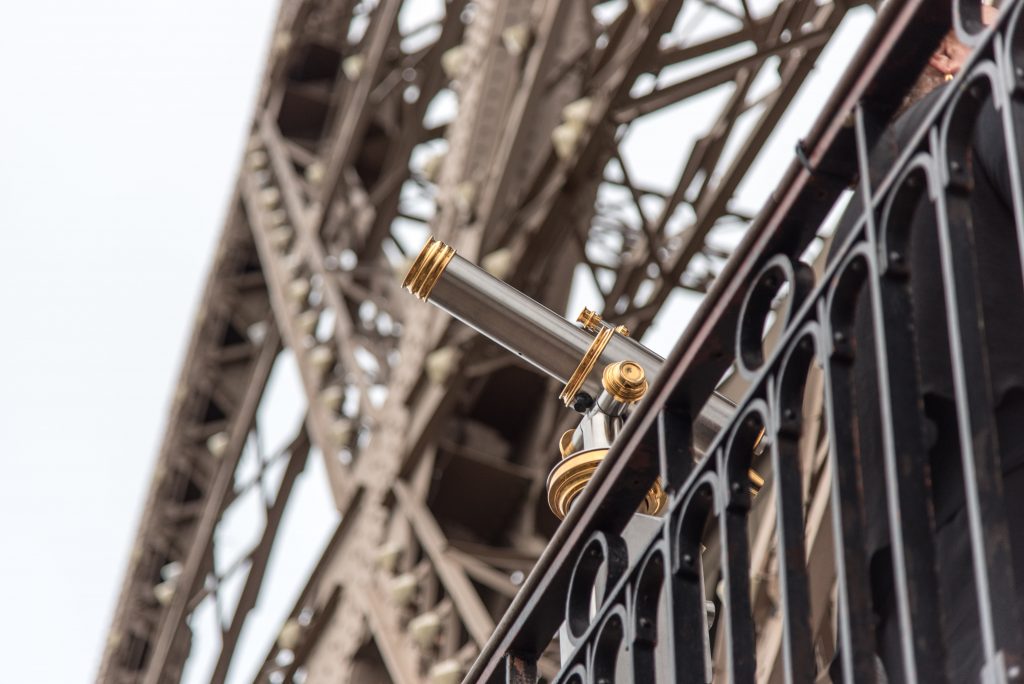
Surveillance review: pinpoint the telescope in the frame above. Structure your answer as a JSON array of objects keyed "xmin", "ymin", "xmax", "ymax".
[{"xmin": 403, "ymin": 237, "xmax": 742, "ymax": 519}]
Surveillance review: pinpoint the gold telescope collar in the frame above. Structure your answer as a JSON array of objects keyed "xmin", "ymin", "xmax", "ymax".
[{"xmin": 403, "ymin": 236, "xmax": 455, "ymax": 300}]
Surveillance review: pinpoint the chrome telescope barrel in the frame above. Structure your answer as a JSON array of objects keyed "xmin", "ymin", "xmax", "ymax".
[
  {"xmin": 403, "ymin": 238, "xmax": 662, "ymax": 400},
  {"xmin": 403, "ymin": 237, "xmax": 733, "ymax": 453}
]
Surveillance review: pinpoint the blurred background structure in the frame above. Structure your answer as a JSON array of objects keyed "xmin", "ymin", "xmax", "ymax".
[
  {"xmin": 91, "ymin": 0, "xmax": 877, "ymax": 681},
  {"xmin": 0, "ymin": 0, "xmax": 884, "ymax": 682}
]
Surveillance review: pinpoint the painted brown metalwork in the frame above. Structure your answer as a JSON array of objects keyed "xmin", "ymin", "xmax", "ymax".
[{"xmin": 97, "ymin": 0, "xmax": 882, "ymax": 680}]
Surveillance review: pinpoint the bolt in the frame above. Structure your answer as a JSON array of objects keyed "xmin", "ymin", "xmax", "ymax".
[
  {"xmin": 682, "ymin": 553, "xmax": 694, "ymax": 566},
  {"xmin": 834, "ymin": 331, "xmax": 846, "ymax": 344},
  {"xmin": 1009, "ymin": 665, "xmax": 1021, "ymax": 680}
]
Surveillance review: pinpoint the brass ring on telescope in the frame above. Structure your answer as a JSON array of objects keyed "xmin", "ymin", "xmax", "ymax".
[
  {"xmin": 559, "ymin": 326, "xmax": 614, "ymax": 407},
  {"xmin": 546, "ymin": 448, "xmax": 666, "ymax": 519},
  {"xmin": 547, "ymin": 448, "xmax": 607, "ymax": 519},
  {"xmin": 403, "ymin": 236, "xmax": 456, "ymax": 300}
]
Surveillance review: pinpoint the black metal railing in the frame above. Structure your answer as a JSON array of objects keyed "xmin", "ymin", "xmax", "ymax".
[{"xmin": 467, "ymin": 0, "xmax": 1024, "ymax": 681}]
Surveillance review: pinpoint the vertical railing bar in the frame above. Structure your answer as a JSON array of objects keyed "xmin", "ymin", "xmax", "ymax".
[
  {"xmin": 658, "ymin": 407, "xmax": 696, "ymax": 493},
  {"xmin": 767, "ymin": 376, "xmax": 816, "ymax": 684},
  {"xmin": 993, "ymin": 10, "xmax": 1024, "ymax": 293},
  {"xmin": 861, "ymin": 100, "xmax": 948, "ymax": 682},
  {"xmin": 719, "ymin": 443, "xmax": 757, "ymax": 684},
  {"xmin": 670, "ymin": 472, "xmax": 722, "ymax": 684},
  {"xmin": 809, "ymin": 100, "xmax": 892, "ymax": 684},
  {"xmin": 820, "ymin": 290, "xmax": 878, "ymax": 684},
  {"xmin": 931, "ymin": 118, "xmax": 1024, "ymax": 668}
]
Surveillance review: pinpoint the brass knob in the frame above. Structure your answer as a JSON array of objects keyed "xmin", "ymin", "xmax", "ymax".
[
  {"xmin": 576, "ymin": 307, "xmax": 603, "ymax": 332},
  {"xmin": 602, "ymin": 360, "xmax": 648, "ymax": 403}
]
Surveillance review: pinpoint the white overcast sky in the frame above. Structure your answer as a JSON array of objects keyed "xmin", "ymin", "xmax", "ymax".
[
  {"xmin": 0, "ymin": 2, "xmax": 281, "ymax": 681},
  {"xmin": 0, "ymin": 2, "xmax": 874, "ymax": 682}
]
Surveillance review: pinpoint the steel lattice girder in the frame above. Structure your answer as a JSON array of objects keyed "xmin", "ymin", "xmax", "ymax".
[{"xmin": 99, "ymin": 0, "xmax": 867, "ymax": 681}]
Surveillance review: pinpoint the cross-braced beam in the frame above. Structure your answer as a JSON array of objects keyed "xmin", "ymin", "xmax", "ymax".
[{"xmin": 100, "ymin": 0, "xmax": 866, "ymax": 680}]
